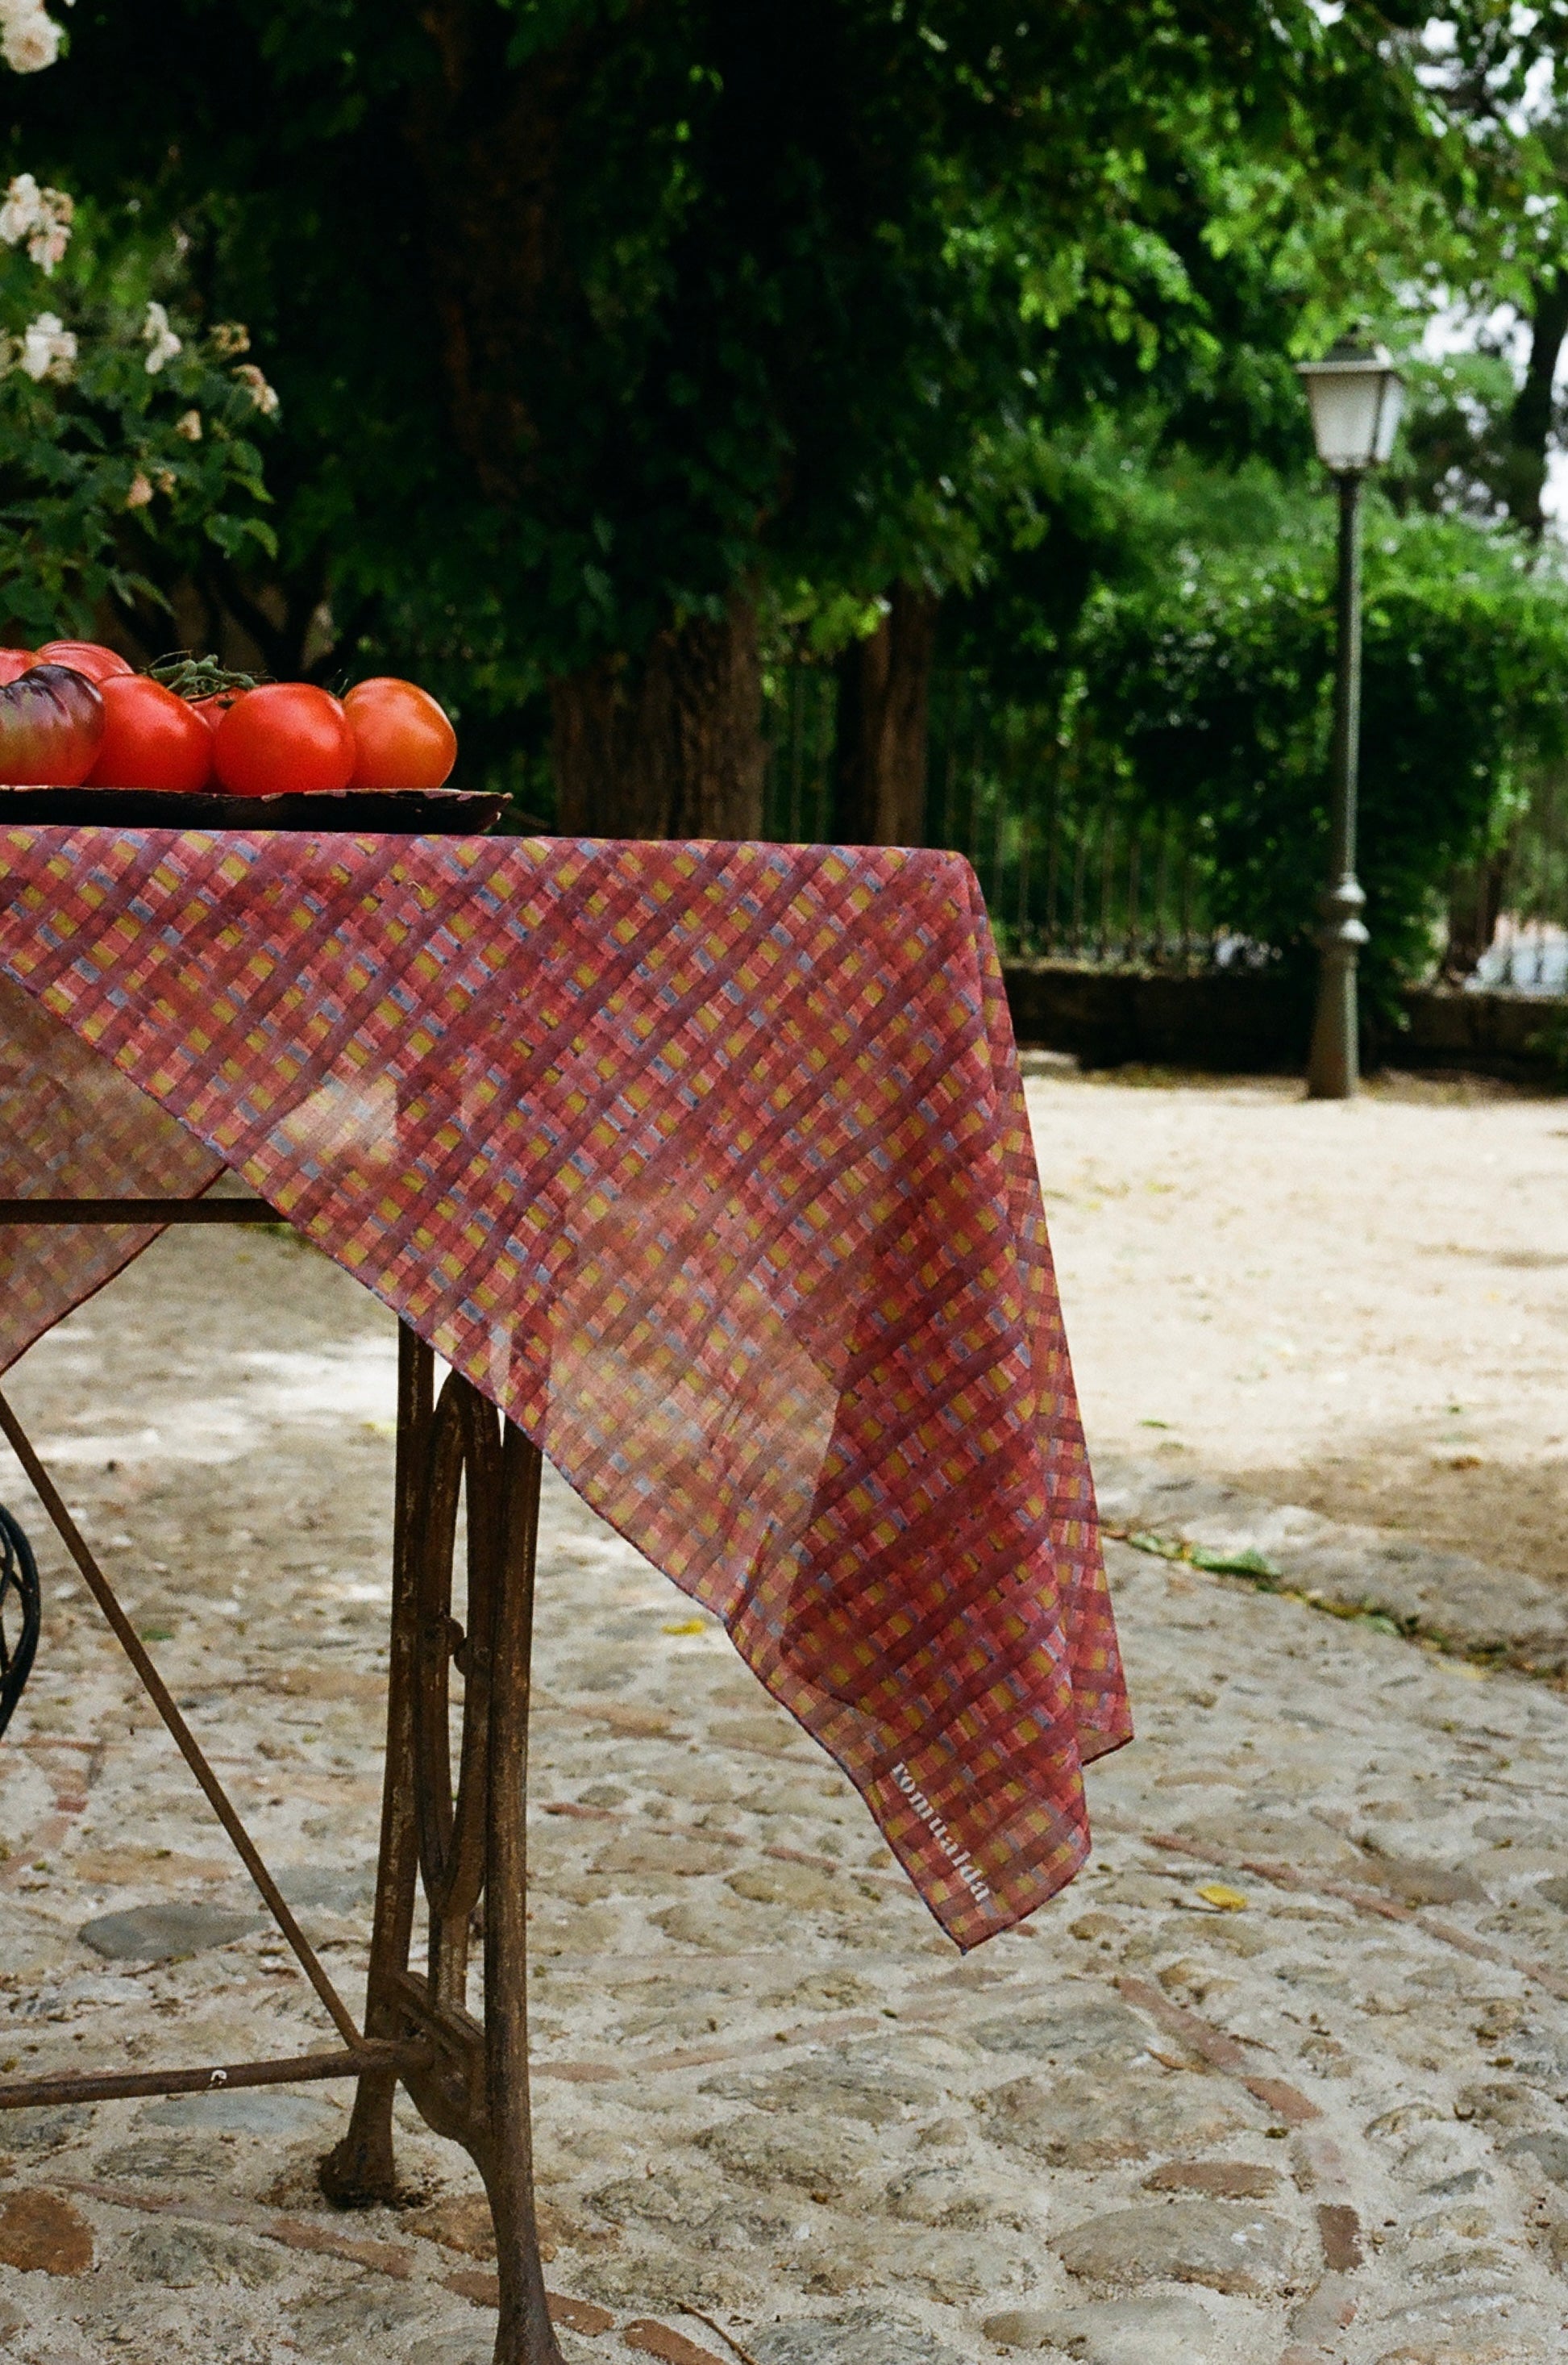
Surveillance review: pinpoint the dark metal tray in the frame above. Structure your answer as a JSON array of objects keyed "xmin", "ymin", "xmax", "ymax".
[{"xmin": 0, "ymin": 786, "xmax": 506, "ymax": 835}]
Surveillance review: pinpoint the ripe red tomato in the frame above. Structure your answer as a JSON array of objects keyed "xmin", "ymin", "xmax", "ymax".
[
  {"xmin": 343, "ymin": 677, "xmax": 457, "ymax": 789},
  {"xmin": 213, "ymin": 683, "xmax": 356, "ymax": 797},
  {"xmin": 0, "ymin": 651, "xmax": 37, "ymax": 685},
  {"xmin": 84, "ymin": 675, "xmax": 214, "ymax": 793},
  {"xmin": 0, "ymin": 664, "xmax": 106, "ymax": 785},
  {"xmin": 35, "ymin": 640, "xmax": 135, "ymax": 684}
]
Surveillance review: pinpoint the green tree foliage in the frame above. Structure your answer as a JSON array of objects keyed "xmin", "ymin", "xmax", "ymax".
[
  {"xmin": 7, "ymin": 0, "xmax": 1563, "ymax": 960},
  {"xmin": 929, "ymin": 8, "xmax": 1568, "ymax": 994},
  {"xmin": 10, "ymin": 5, "xmax": 1461, "ymax": 770},
  {"xmin": 1375, "ymin": 11, "xmax": 1568, "ymax": 535}
]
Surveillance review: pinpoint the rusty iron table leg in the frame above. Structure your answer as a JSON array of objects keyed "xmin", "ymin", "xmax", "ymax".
[
  {"xmin": 322, "ymin": 1324, "xmax": 563, "ymax": 2365},
  {"xmin": 319, "ymin": 1319, "xmax": 431, "ymax": 2207}
]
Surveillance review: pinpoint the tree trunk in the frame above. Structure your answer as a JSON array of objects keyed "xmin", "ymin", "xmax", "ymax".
[
  {"xmin": 551, "ymin": 589, "xmax": 766, "ymax": 838},
  {"xmin": 832, "ymin": 582, "xmax": 938, "ymax": 845},
  {"xmin": 1501, "ymin": 275, "xmax": 1568, "ymax": 538},
  {"xmin": 401, "ymin": 13, "xmax": 772, "ymax": 843}
]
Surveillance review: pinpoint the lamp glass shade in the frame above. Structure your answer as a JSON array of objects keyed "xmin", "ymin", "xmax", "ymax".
[
  {"xmin": 1371, "ymin": 371, "xmax": 1404, "ymax": 464},
  {"xmin": 1298, "ymin": 347, "xmax": 1404, "ymax": 473}
]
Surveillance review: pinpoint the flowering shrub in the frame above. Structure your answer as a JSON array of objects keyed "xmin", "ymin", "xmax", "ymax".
[
  {"xmin": 0, "ymin": 0, "xmax": 275, "ymax": 638},
  {"xmin": 0, "ymin": 173, "xmax": 70, "ymax": 272}
]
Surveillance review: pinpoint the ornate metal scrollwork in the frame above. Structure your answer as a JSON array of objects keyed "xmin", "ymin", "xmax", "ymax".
[{"xmin": 0, "ymin": 1501, "xmax": 40, "ymax": 1741}]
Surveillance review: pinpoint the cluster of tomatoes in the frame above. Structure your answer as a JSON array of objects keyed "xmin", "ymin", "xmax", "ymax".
[{"xmin": 0, "ymin": 639, "xmax": 457, "ymax": 795}]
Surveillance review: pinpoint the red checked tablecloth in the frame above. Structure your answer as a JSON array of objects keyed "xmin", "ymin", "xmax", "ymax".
[{"xmin": 0, "ymin": 828, "xmax": 1129, "ymax": 1947}]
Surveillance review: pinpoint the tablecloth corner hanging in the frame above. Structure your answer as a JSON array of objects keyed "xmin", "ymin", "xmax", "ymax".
[{"xmin": 0, "ymin": 822, "xmax": 1131, "ymax": 1944}]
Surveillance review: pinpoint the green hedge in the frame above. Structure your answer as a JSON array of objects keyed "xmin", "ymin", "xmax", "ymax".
[{"xmin": 1076, "ymin": 510, "xmax": 1568, "ymax": 1007}]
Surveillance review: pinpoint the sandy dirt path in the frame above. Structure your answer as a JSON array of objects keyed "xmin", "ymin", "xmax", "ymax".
[{"xmin": 1021, "ymin": 1060, "xmax": 1568, "ymax": 1585}]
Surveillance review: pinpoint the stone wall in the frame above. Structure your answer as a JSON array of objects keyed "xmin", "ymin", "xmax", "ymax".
[{"xmin": 1000, "ymin": 959, "xmax": 1564, "ymax": 1081}]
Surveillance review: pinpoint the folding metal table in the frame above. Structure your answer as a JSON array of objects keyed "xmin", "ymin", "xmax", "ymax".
[{"xmin": 0, "ymin": 804, "xmax": 1128, "ymax": 2365}]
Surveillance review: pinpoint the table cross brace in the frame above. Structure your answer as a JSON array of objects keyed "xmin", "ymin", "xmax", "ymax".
[
  {"xmin": 0, "ymin": 1380, "xmax": 367, "ymax": 2050},
  {"xmin": 0, "ymin": 2040, "xmax": 428, "ymax": 2113},
  {"xmin": 0, "ymin": 1197, "xmax": 277, "ymax": 1225}
]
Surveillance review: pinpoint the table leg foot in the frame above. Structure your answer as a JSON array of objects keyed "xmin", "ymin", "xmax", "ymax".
[
  {"xmin": 317, "ymin": 2073, "xmax": 401, "ymax": 2208},
  {"xmin": 488, "ymin": 2166, "xmax": 565, "ymax": 2365}
]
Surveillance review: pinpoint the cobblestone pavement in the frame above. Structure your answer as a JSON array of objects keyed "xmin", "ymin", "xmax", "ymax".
[{"xmin": 3, "ymin": 1227, "xmax": 1568, "ymax": 2365}]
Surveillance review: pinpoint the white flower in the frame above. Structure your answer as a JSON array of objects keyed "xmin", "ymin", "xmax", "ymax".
[
  {"xmin": 15, "ymin": 309, "xmax": 75, "ymax": 381},
  {"xmin": 143, "ymin": 300, "xmax": 182, "ymax": 374},
  {"xmin": 124, "ymin": 471, "xmax": 153, "ymax": 509},
  {"xmin": 0, "ymin": 171, "xmax": 41, "ymax": 242},
  {"xmin": 0, "ymin": 4, "xmax": 63, "ymax": 73},
  {"xmin": 27, "ymin": 212, "xmax": 69, "ymax": 271},
  {"xmin": 174, "ymin": 407, "xmax": 202, "ymax": 442},
  {"xmin": 210, "ymin": 320, "xmax": 249, "ymax": 357},
  {"xmin": 232, "ymin": 360, "xmax": 279, "ymax": 416},
  {"xmin": 0, "ymin": 172, "xmax": 73, "ymax": 271}
]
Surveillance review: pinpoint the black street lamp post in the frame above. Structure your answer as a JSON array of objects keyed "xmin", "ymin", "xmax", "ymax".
[{"xmin": 1296, "ymin": 340, "xmax": 1404, "ymax": 1100}]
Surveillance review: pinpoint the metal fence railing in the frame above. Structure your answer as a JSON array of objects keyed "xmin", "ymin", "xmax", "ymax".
[
  {"xmin": 763, "ymin": 665, "xmax": 1224, "ymax": 970},
  {"xmin": 763, "ymin": 668, "xmax": 838, "ymax": 846},
  {"xmin": 764, "ymin": 662, "xmax": 1568, "ymax": 991}
]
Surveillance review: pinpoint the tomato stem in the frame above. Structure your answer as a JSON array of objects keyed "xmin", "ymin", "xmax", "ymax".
[{"xmin": 146, "ymin": 651, "xmax": 269, "ymax": 702}]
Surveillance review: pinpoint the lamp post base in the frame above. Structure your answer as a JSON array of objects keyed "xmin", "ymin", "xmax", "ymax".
[{"xmin": 1307, "ymin": 876, "xmax": 1368, "ymax": 1101}]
